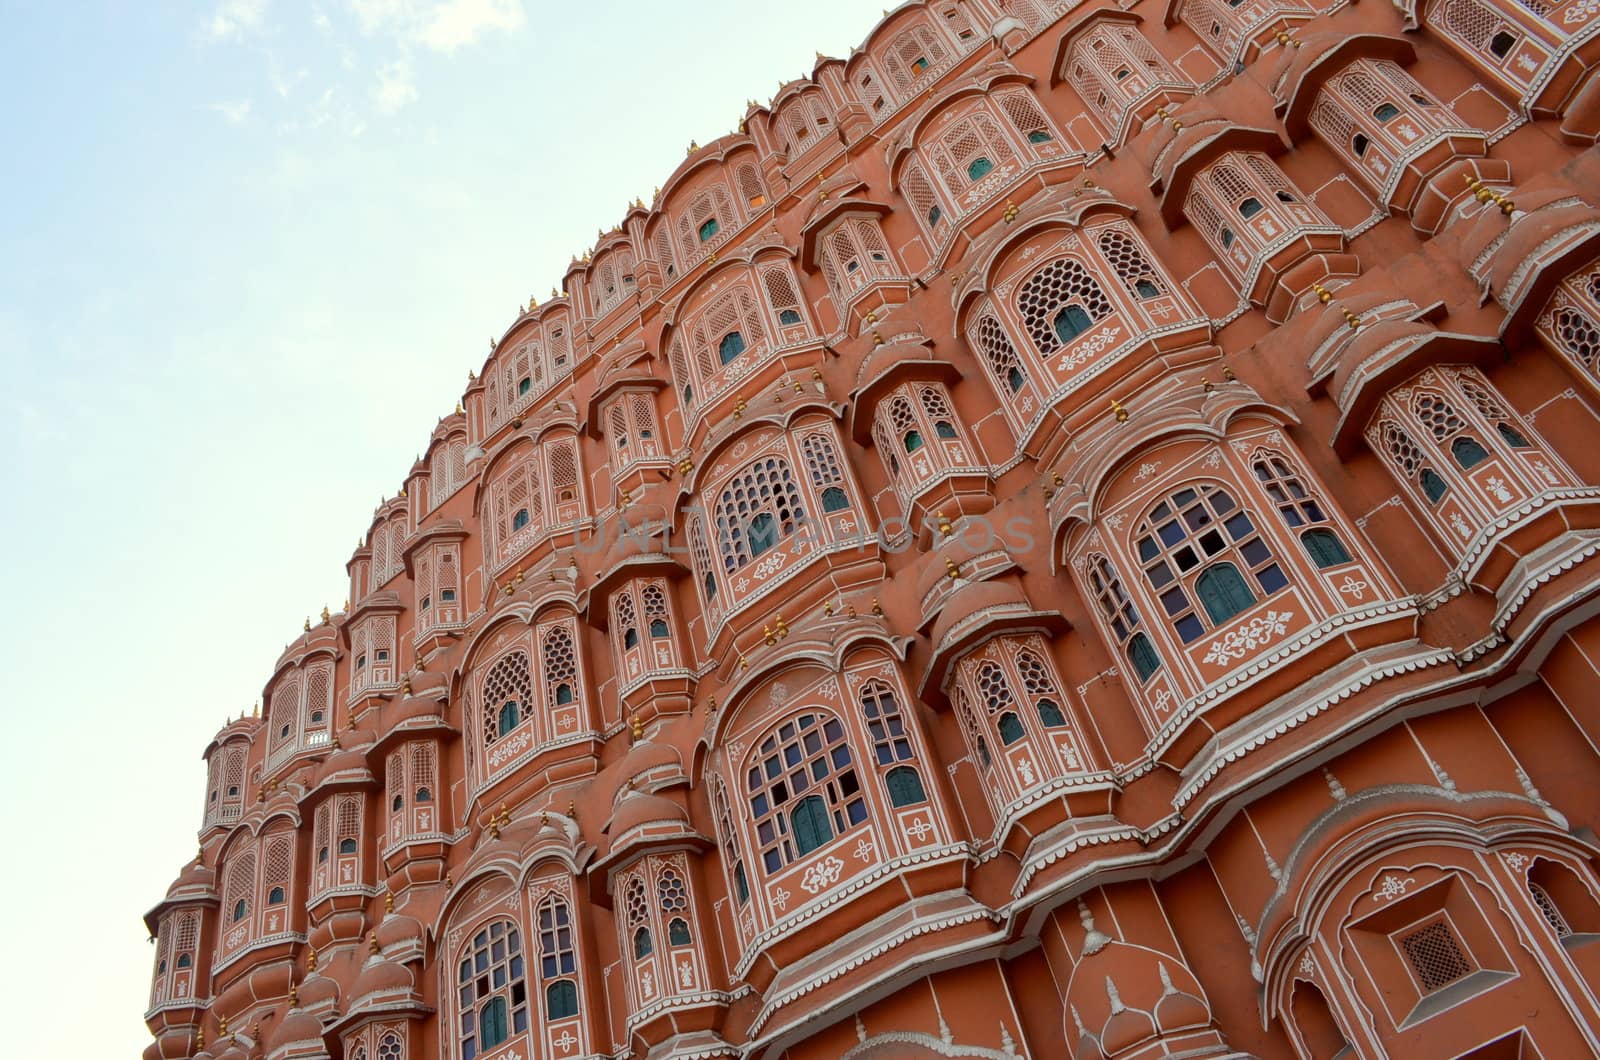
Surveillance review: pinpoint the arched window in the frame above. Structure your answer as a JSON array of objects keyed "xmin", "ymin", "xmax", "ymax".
[
  {"xmin": 1089, "ymin": 555, "xmax": 1161, "ymax": 681},
  {"xmin": 541, "ymin": 624, "xmax": 579, "ymax": 713},
  {"xmin": 967, "ymin": 156, "xmax": 994, "ymax": 180},
  {"xmin": 1017, "ymin": 257, "xmax": 1113, "ymax": 353},
  {"xmin": 339, "ymin": 837, "xmax": 357, "ymax": 854},
  {"xmin": 1136, "ymin": 484, "xmax": 1286, "ymax": 642},
  {"xmin": 512, "ymin": 508, "xmax": 530, "ymax": 531},
  {"xmin": 718, "ymin": 330, "xmax": 745, "ymax": 365},
  {"xmin": 668, "ymin": 918, "xmax": 691, "ymax": 945},
  {"xmin": 997, "ymin": 712, "xmax": 1026, "ymax": 744},
  {"xmin": 746, "ymin": 712, "xmax": 865, "ymax": 872},
  {"xmin": 1451, "ymin": 436, "xmax": 1489, "ymax": 468},
  {"xmin": 232, "ymin": 899, "xmax": 248, "ymax": 922},
  {"xmin": 714, "ymin": 456, "xmax": 806, "ymax": 573},
  {"xmin": 1373, "ymin": 102, "xmax": 1400, "ymax": 122},
  {"xmin": 1252, "ymin": 454, "xmax": 1353, "ymax": 569},
  {"xmin": 698, "ymin": 218, "xmax": 719, "ymax": 242},
  {"xmin": 643, "ymin": 583, "xmax": 671, "ymax": 639},
  {"xmin": 480, "ymin": 650, "xmax": 533, "ymax": 749},
  {"xmin": 458, "ymin": 920, "xmax": 527, "ymax": 1059},
  {"xmin": 268, "ymin": 886, "xmax": 285, "ymax": 905},
  {"xmin": 624, "ymin": 875, "xmax": 652, "ymax": 960},
  {"xmin": 633, "ymin": 926, "xmax": 653, "ymax": 958}
]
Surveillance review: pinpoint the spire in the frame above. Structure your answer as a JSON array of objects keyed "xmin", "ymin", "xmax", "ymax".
[
  {"xmin": 1078, "ymin": 898, "xmax": 1111, "ymax": 955},
  {"xmin": 1323, "ymin": 767, "xmax": 1346, "ymax": 801}
]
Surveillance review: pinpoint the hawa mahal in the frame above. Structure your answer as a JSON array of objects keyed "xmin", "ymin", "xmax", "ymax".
[{"xmin": 144, "ymin": 0, "xmax": 1600, "ymax": 1057}]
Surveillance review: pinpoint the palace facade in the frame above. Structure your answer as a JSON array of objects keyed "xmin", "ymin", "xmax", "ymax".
[{"xmin": 144, "ymin": 1, "xmax": 1600, "ymax": 1057}]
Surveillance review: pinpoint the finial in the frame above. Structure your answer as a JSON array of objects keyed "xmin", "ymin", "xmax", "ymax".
[
  {"xmin": 763, "ymin": 624, "xmax": 776, "ymax": 645},
  {"xmin": 1078, "ymin": 898, "xmax": 1110, "ymax": 954},
  {"xmin": 368, "ymin": 932, "xmax": 380, "ymax": 955},
  {"xmin": 196, "ymin": 845, "xmax": 205, "ymax": 865},
  {"xmin": 307, "ymin": 948, "xmax": 318, "ymax": 972},
  {"xmin": 218, "ymin": 1014, "xmax": 229, "ymax": 1036},
  {"xmin": 303, "ymin": 617, "xmax": 311, "ymax": 632},
  {"xmin": 823, "ymin": 601, "xmax": 834, "ymax": 617},
  {"xmin": 320, "ymin": 605, "xmax": 331, "ymax": 624},
  {"xmin": 774, "ymin": 614, "xmax": 788, "ymax": 638},
  {"xmin": 1222, "ymin": 364, "xmax": 1236, "ymax": 381},
  {"xmin": 946, "ymin": 557, "xmax": 960, "ymax": 580},
  {"xmin": 630, "ymin": 715, "xmax": 644, "ymax": 742},
  {"xmin": 384, "ymin": 890, "xmax": 394, "ymax": 914},
  {"xmin": 288, "ymin": 983, "xmax": 299, "ymax": 1007},
  {"xmin": 1002, "ymin": 199, "xmax": 1020, "ymax": 223},
  {"xmin": 1105, "ymin": 975, "xmax": 1125, "ymax": 1012},
  {"xmin": 871, "ymin": 597, "xmax": 883, "ymax": 616},
  {"xmin": 1324, "ymin": 767, "xmax": 1346, "ymax": 800},
  {"xmin": 567, "ymin": 799, "xmax": 576, "ymax": 817},
  {"xmin": 1111, "ymin": 398, "xmax": 1129, "ymax": 423}
]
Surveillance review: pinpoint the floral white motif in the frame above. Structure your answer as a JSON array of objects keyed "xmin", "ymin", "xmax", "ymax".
[
  {"xmin": 800, "ymin": 855, "xmax": 845, "ymax": 894},
  {"xmin": 1134, "ymin": 461, "xmax": 1161, "ymax": 481},
  {"xmin": 1059, "ymin": 744, "xmax": 1081, "ymax": 770},
  {"xmin": 1105, "ymin": 513, "xmax": 1125, "ymax": 530},
  {"xmin": 1203, "ymin": 450, "xmax": 1223, "ymax": 468},
  {"xmin": 1299, "ymin": 951, "xmax": 1315, "ymax": 977},
  {"xmin": 641, "ymin": 970, "xmax": 655, "ymax": 998},
  {"xmin": 751, "ymin": 553, "xmax": 785, "ymax": 579},
  {"xmin": 1503, "ymin": 851, "xmax": 1530, "ymax": 871},
  {"xmin": 1486, "ymin": 476, "xmax": 1512, "ymax": 503},
  {"xmin": 1565, "ymin": 0, "xmax": 1597, "ymax": 23},
  {"xmin": 1016, "ymin": 755, "xmax": 1036, "ymax": 785},
  {"xmin": 1151, "ymin": 688, "xmax": 1175, "ymax": 714},
  {"xmin": 226, "ymin": 924, "xmax": 248, "ymax": 947},
  {"xmin": 1517, "ymin": 53, "xmax": 1538, "ymax": 72},
  {"xmin": 771, "ymin": 886, "xmax": 791, "ymax": 911},
  {"xmin": 554, "ymin": 1030, "xmax": 578, "ymax": 1052},
  {"xmin": 1374, "ymin": 874, "xmax": 1416, "ymax": 902},
  {"xmin": 1055, "ymin": 324, "xmax": 1121, "ymax": 373},
  {"xmin": 1450, "ymin": 512, "xmax": 1471, "ymax": 539},
  {"xmin": 852, "ymin": 837, "xmax": 876, "ymax": 862},
  {"xmin": 1535, "ymin": 460, "xmax": 1559, "ymax": 485},
  {"xmin": 1336, "ymin": 575, "xmax": 1370, "ymax": 599},
  {"xmin": 1397, "ymin": 122, "xmax": 1418, "ymax": 141},
  {"xmin": 557, "ymin": 713, "xmax": 574, "ymax": 730},
  {"xmin": 1202, "ymin": 610, "xmax": 1294, "ymax": 666},
  {"xmin": 677, "ymin": 961, "xmax": 694, "ymax": 987},
  {"xmin": 905, "ymin": 817, "xmax": 934, "ymax": 841}
]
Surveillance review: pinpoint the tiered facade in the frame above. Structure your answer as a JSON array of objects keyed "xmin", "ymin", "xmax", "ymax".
[{"xmin": 143, "ymin": 1, "xmax": 1600, "ymax": 1057}]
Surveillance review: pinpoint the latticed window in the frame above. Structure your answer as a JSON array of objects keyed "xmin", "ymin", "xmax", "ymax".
[
  {"xmin": 957, "ymin": 642, "xmax": 1080, "ymax": 779},
  {"xmin": 658, "ymin": 866, "xmax": 692, "ymax": 949},
  {"xmin": 858, "ymin": 679, "xmax": 926, "ymax": 806},
  {"xmin": 736, "ymin": 164, "xmax": 766, "ymax": 210},
  {"xmin": 708, "ymin": 775, "xmax": 751, "ymax": 906},
  {"xmin": 625, "ymin": 875, "xmax": 652, "ymax": 958},
  {"xmin": 1066, "ymin": 23, "xmax": 1189, "ymax": 137},
  {"xmin": 676, "ymin": 184, "xmax": 737, "ymax": 263},
  {"xmin": 1251, "ymin": 453, "xmax": 1352, "ymax": 569},
  {"xmin": 1017, "ymin": 256, "xmax": 1113, "ymax": 352},
  {"xmin": 479, "ymin": 650, "xmax": 533, "ymax": 748},
  {"xmin": 746, "ymin": 712, "xmax": 866, "ymax": 871},
  {"xmin": 996, "ymin": 88, "xmax": 1057, "ymax": 146},
  {"xmin": 1096, "ymin": 226, "xmax": 1165, "ymax": 300},
  {"xmin": 882, "ymin": 23, "xmax": 951, "ymax": 95},
  {"xmin": 457, "ymin": 920, "xmax": 528, "ymax": 1059},
  {"xmin": 1529, "ymin": 882, "xmax": 1573, "ymax": 937},
  {"xmin": 780, "ymin": 91, "xmax": 833, "ymax": 154},
  {"xmin": 1412, "ymin": 390, "xmax": 1491, "ymax": 470},
  {"xmin": 1440, "ymin": 0, "xmax": 1531, "ymax": 73},
  {"xmin": 1380, "ymin": 420, "xmax": 1449, "ymax": 503},
  {"xmin": 688, "ymin": 283, "xmax": 768, "ymax": 384},
  {"xmin": 1310, "ymin": 60, "xmax": 1460, "ymax": 180},
  {"xmin": 1539, "ymin": 262, "xmax": 1600, "ymax": 383},
  {"xmin": 900, "ymin": 162, "xmax": 949, "ymax": 240},
  {"xmin": 642, "ymin": 582, "xmax": 671, "ymax": 638},
  {"xmin": 819, "ymin": 217, "xmax": 897, "ymax": 303},
  {"xmin": 971, "ymin": 314, "xmax": 1032, "ymax": 403},
  {"xmin": 1136, "ymin": 485, "xmax": 1287, "ymax": 642},
  {"xmin": 925, "ymin": 110, "xmax": 1016, "ymax": 198},
  {"xmin": 800, "ymin": 430, "xmax": 852, "ymax": 513},
  {"xmin": 1089, "ymin": 555, "xmax": 1161, "ymax": 681},
  {"xmin": 713, "ymin": 456, "xmax": 807, "ymax": 571},
  {"xmin": 429, "ymin": 436, "xmax": 468, "ymax": 511},
  {"xmin": 541, "ymin": 625, "xmax": 579, "ymax": 708},
  {"xmin": 536, "ymin": 894, "xmax": 579, "ymax": 1017},
  {"xmin": 376, "ymin": 1031, "xmax": 403, "ymax": 1060},
  {"xmin": 761, "ymin": 264, "xmax": 807, "ymax": 329},
  {"xmin": 1397, "ymin": 919, "xmax": 1474, "ymax": 992}
]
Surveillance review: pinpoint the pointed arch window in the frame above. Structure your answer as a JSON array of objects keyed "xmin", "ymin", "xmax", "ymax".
[
  {"xmin": 1017, "ymin": 256, "xmax": 1113, "ymax": 353},
  {"xmin": 480, "ymin": 650, "xmax": 533, "ymax": 749},
  {"xmin": 718, "ymin": 331, "xmax": 745, "ymax": 364}
]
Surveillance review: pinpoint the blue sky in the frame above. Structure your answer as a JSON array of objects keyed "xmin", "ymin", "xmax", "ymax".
[{"xmin": 0, "ymin": 1, "xmax": 881, "ymax": 1050}]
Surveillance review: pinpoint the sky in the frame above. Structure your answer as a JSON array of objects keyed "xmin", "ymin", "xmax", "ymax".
[{"xmin": 0, "ymin": 1, "xmax": 883, "ymax": 1051}]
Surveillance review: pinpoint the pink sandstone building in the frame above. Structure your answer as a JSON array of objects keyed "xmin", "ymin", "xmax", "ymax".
[{"xmin": 144, "ymin": 1, "xmax": 1600, "ymax": 1057}]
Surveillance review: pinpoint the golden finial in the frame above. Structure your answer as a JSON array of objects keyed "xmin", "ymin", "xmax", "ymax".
[
  {"xmin": 567, "ymin": 800, "xmax": 576, "ymax": 817},
  {"xmin": 384, "ymin": 891, "xmax": 394, "ymax": 914},
  {"xmin": 289, "ymin": 983, "xmax": 299, "ymax": 1007},
  {"xmin": 306, "ymin": 948, "xmax": 317, "ymax": 972},
  {"xmin": 196, "ymin": 1028, "xmax": 205, "ymax": 1049},
  {"xmin": 368, "ymin": 932, "xmax": 380, "ymax": 955},
  {"xmin": 1203, "ymin": 377, "xmax": 1214, "ymax": 392},
  {"xmin": 945, "ymin": 557, "xmax": 960, "ymax": 580},
  {"xmin": 1312, "ymin": 281, "xmax": 1331, "ymax": 304},
  {"xmin": 1111, "ymin": 398, "xmax": 1129, "ymax": 423},
  {"xmin": 763, "ymin": 624, "xmax": 776, "ymax": 645},
  {"xmin": 630, "ymin": 715, "xmax": 644, "ymax": 742},
  {"xmin": 872, "ymin": 598, "xmax": 884, "ymax": 616},
  {"xmin": 775, "ymin": 614, "xmax": 788, "ymax": 638},
  {"xmin": 445, "ymin": 871, "xmax": 453, "ymax": 888},
  {"xmin": 938, "ymin": 512, "xmax": 953, "ymax": 537},
  {"xmin": 488, "ymin": 336, "xmax": 497, "ymax": 351},
  {"xmin": 733, "ymin": 397, "xmax": 747, "ymax": 417},
  {"xmin": 550, "ymin": 287, "xmax": 558, "ymax": 299},
  {"xmin": 678, "ymin": 453, "xmax": 694, "ymax": 475},
  {"xmin": 1343, "ymin": 308, "xmax": 1362, "ymax": 330},
  {"xmin": 303, "ymin": 617, "xmax": 311, "ymax": 632},
  {"xmin": 514, "ymin": 568, "xmax": 525, "ymax": 585},
  {"xmin": 218, "ymin": 1014, "xmax": 229, "ymax": 1036},
  {"xmin": 823, "ymin": 601, "xmax": 834, "ymax": 617},
  {"xmin": 688, "ymin": 139, "xmax": 699, "ymax": 154},
  {"xmin": 468, "ymin": 369, "xmax": 476, "ymax": 381},
  {"xmin": 652, "ymin": 186, "xmax": 660, "ymax": 201},
  {"xmin": 253, "ymin": 701, "xmax": 259, "ymax": 718},
  {"xmin": 196, "ymin": 845, "xmax": 205, "ymax": 865},
  {"xmin": 1002, "ymin": 199, "xmax": 1020, "ymax": 223},
  {"xmin": 320, "ymin": 605, "xmax": 331, "ymax": 624},
  {"xmin": 1222, "ymin": 364, "xmax": 1236, "ymax": 381},
  {"xmin": 738, "ymin": 655, "xmax": 749, "ymax": 672}
]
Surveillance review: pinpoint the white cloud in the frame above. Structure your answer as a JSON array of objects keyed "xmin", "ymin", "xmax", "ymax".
[
  {"xmin": 416, "ymin": 0, "xmax": 525, "ymax": 53},
  {"xmin": 203, "ymin": 0, "xmax": 269, "ymax": 40},
  {"xmin": 347, "ymin": 0, "xmax": 525, "ymax": 53},
  {"xmin": 373, "ymin": 61, "xmax": 418, "ymax": 113},
  {"xmin": 207, "ymin": 99, "xmax": 254, "ymax": 123}
]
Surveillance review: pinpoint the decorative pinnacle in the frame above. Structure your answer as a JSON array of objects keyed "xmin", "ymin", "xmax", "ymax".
[
  {"xmin": 630, "ymin": 715, "xmax": 644, "ymax": 742},
  {"xmin": 1111, "ymin": 398, "xmax": 1129, "ymax": 423},
  {"xmin": 1077, "ymin": 898, "xmax": 1110, "ymax": 954},
  {"xmin": 945, "ymin": 556, "xmax": 961, "ymax": 580},
  {"xmin": 368, "ymin": 932, "xmax": 380, "ymax": 955},
  {"xmin": 384, "ymin": 890, "xmax": 394, "ymax": 914}
]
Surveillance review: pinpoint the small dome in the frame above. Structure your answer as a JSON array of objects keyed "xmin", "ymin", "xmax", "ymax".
[
  {"xmin": 929, "ymin": 578, "xmax": 1030, "ymax": 651},
  {"xmin": 350, "ymin": 952, "xmax": 413, "ymax": 1009},
  {"xmin": 375, "ymin": 907, "xmax": 426, "ymax": 953},
  {"xmin": 610, "ymin": 789, "xmax": 690, "ymax": 837},
  {"xmin": 1100, "ymin": 995, "xmax": 1158, "ymax": 1055},
  {"xmin": 214, "ymin": 1046, "xmax": 248, "ymax": 1060},
  {"xmin": 267, "ymin": 1007, "xmax": 324, "ymax": 1052},
  {"xmin": 617, "ymin": 736, "xmax": 684, "ymax": 791},
  {"xmin": 298, "ymin": 965, "xmax": 340, "ymax": 1013}
]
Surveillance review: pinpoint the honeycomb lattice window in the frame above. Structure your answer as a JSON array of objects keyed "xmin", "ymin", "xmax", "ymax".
[
  {"xmin": 1412, "ymin": 392, "xmax": 1466, "ymax": 440},
  {"xmin": 1096, "ymin": 227, "xmax": 1166, "ymax": 298},
  {"xmin": 480, "ymin": 650, "xmax": 533, "ymax": 748},
  {"xmin": 1398, "ymin": 920, "xmax": 1473, "ymax": 992},
  {"xmin": 658, "ymin": 867, "xmax": 689, "ymax": 917},
  {"xmin": 1551, "ymin": 307, "xmax": 1600, "ymax": 371},
  {"xmin": 540, "ymin": 625, "xmax": 578, "ymax": 708},
  {"xmin": 713, "ymin": 456, "xmax": 807, "ymax": 572},
  {"xmin": 376, "ymin": 1031, "xmax": 402, "ymax": 1060},
  {"xmin": 1016, "ymin": 257, "xmax": 1113, "ymax": 353}
]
